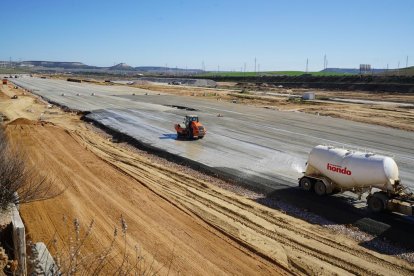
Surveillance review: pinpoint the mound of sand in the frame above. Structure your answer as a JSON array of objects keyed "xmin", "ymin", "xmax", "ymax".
[{"xmin": 7, "ymin": 118, "xmax": 37, "ymax": 125}]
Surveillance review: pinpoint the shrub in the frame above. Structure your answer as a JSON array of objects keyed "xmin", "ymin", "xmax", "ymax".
[
  {"xmin": 32, "ymin": 216, "xmax": 174, "ymax": 275},
  {"xmin": 0, "ymin": 127, "xmax": 62, "ymax": 210}
]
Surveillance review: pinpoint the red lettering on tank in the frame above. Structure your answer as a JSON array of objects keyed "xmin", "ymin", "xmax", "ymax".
[{"xmin": 327, "ymin": 163, "xmax": 352, "ymax": 175}]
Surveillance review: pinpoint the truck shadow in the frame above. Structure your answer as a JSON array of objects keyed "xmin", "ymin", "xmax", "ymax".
[{"xmin": 260, "ymin": 188, "xmax": 414, "ymax": 254}]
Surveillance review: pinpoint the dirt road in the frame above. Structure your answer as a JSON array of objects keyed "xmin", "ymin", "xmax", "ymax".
[{"xmin": 2, "ymin": 84, "xmax": 414, "ymax": 275}]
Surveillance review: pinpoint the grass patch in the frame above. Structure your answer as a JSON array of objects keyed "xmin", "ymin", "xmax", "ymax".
[{"xmin": 0, "ymin": 68, "xmax": 30, "ymax": 74}]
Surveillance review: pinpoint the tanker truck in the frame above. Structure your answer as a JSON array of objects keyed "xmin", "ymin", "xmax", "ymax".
[{"xmin": 299, "ymin": 145, "xmax": 414, "ymax": 215}]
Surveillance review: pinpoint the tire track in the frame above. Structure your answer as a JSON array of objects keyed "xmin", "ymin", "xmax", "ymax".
[{"xmin": 71, "ymin": 130, "xmax": 414, "ymax": 275}]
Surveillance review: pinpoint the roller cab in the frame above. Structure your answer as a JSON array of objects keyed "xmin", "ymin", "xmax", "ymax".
[{"xmin": 174, "ymin": 115, "xmax": 206, "ymax": 140}]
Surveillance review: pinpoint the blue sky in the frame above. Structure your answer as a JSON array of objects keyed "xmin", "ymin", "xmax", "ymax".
[{"xmin": 1, "ymin": 0, "xmax": 413, "ymax": 71}]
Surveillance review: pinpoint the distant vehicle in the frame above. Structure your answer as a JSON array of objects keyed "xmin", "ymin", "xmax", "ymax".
[
  {"xmin": 2, "ymin": 79, "xmax": 7, "ymax": 85},
  {"xmin": 11, "ymin": 95, "xmax": 18, "ymax": 99},
  {"xmin": 169, "ymin": 81, "xmax": 182, "ymax": 85},
  {"xmin": 174, "ymin": 115, "xmax": 206, "ymax": 139},
  {"xmin": 300, "ymin": 145, "xmax": 414, "ymax": 215}
]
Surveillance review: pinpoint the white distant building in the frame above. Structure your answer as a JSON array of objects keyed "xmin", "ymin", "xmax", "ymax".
[{"xmin": 302, "ymin": 91, "xmax": 315, "ymax": 100}]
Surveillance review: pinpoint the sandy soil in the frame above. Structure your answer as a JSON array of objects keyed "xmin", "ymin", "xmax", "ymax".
[
  {"xmin": 1, "ymin": 84, "xmax": 414, "ymax": 275},
  {"xmin": 132, "ymin": 83, "xmax": 414, "ymax": 132}
]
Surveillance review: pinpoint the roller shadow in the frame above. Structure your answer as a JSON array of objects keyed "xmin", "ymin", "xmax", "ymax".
[{"xmin": 159, "ymin": 133, "xmax": 178, "ymax": 140}]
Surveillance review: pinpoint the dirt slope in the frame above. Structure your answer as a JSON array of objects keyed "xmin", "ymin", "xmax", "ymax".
[{"xmin": 6, "ymin": 122, "xmax": 285, "ymax": 275}]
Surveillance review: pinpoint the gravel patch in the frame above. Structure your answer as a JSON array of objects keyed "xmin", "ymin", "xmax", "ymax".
[{"xmin": 256, "ymin": 197, "xmax": 414, "ymax": 263}]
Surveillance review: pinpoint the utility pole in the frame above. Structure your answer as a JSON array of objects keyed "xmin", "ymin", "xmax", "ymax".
[
  {"xmin": 254, "ymin": 57, "xmax": 257, "ymax": 73},
  {"xmin": 398, "ymin": 61, "xmax": 400, "ymax": 76},
  {"xmin": 406, "ymin": 56, "xmax": 409, "ymax": 68},
  {"xmin": 306, "ymin": 58, "xmax": 309, "ymax": 73}
]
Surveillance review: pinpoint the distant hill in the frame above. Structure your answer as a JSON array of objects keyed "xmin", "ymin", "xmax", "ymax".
[
  {"xmin": 2, "ymin": 60, "xmax": 202, "ymax": 75},
  {"xmin": 20, "ymin": 61, "xmax": 98, "ymax": 69},
  {"xmin": 109, "ymin": 63, "xmax": 135, "ymax": 71}
]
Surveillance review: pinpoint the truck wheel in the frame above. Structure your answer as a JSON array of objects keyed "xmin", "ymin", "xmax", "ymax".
[
  {"xmin": 299, "ymin": 177, "xmax": 312, "ymax": 191},
  {"xmin": 367, "ymin": 193, "xmax": 388, "ymax": 213},
  {"xmin": 314, "ymin": 181, "xmax": 326, "ymax": 196}
]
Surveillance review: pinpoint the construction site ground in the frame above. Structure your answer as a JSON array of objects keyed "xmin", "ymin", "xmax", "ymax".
[
  {"xmin": 1, "ymin": 82, "xmax": 414, "ymax": 275},
  {"xmin": 134, "ymin": 81, "xmax": 414, "ymax": 132}
]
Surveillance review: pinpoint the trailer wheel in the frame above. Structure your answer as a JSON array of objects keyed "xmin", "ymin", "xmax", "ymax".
[
  {"xmin": 314, "ymin": 181, "xmax": 326, "ymax": 196},
  {"xmin": 299, "ymin": 177, "xmax": 312, "ymax": 191},
  {"xmin": 367, "ymin": 193, "xmax": 388, "ymax": 213}
]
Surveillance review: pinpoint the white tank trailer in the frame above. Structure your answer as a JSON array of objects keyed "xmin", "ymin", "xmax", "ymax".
[{"xmin": 299, "ymin": 145, "xmax": 414, "ymax": 215}]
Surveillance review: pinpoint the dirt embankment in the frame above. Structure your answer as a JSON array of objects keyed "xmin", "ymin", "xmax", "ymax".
[
  {"xmin": 6, "ymin": 121, "xmax": 286, "ymax": 275},
  {"xmin": 3, "ymin": 117, "xmax": 413, "ymax": 275}
]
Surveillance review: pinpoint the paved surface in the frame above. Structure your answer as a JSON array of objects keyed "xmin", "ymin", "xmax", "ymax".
[{"xmin": 12, "ymin": 77, "xmax": 414, "ymax": 192}]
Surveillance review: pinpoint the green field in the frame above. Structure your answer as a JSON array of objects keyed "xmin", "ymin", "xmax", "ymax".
[
  {"xmin": 0, "ymin": 67, "xmax": 30, "ymax": 74},
  {"xmin": 199, "ymin": 71, "xmax": 351, "ymax": 77}
]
